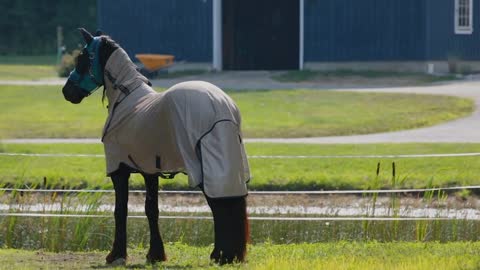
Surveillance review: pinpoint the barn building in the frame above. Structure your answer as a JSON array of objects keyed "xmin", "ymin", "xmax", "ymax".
[{"xmin": 98, "ymin": 0, "xmax": 480, "ymax": 73}]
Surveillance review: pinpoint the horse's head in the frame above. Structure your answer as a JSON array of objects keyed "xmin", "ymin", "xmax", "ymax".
[{"xmin": 62, "ymin": 28, "xmax": 118, "ymax": 104}]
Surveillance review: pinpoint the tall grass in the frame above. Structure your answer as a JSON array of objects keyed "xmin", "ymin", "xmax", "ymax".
[
  {"xmin": 0, "ymin": 188, "xmax": 479, "ymax": 251},
  {"xmin": 1, "ymin": 214, "xmax": 479, "ymax": 251},
  {"xmin": 358, "ymin": 162, "xmax": 462, "ymax": 242},
  {"xmin": 363, "ymin": 162, "xmax": 381, "ymax": 240},
  {"xmin": 391, "ymin": 163, "xmax": 398, "ymax": 235}
]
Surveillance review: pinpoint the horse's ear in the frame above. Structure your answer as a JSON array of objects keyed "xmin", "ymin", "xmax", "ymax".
[
  {"xmin": 95, "ymin": 29, "xmax": 103, "ymax": 37},
  {"xmin": 78, "ymin": 28, "xmax": 94, "ymax": 45}
]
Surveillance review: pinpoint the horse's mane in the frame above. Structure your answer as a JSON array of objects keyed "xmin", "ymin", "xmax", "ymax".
[
  {"xmin": 99, "ymin": 35, "xmax": 120, "ymax": 104},
  {"xmin": 99, "ymin": 36, "xmax": 120, "ymax": 64}
]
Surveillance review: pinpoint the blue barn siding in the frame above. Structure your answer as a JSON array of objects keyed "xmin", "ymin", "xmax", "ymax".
[
  {"xmin": 426, "ymin": 0, "xmax": 480, "ymax": 60},
  {"xmin": 304, "ymin": 0, "xmax": 427, "ymax": 61},
  {"xmin": 96, "ymin": 0, "xmax": 480, "ymax": 65},
  {"xmin": 98, "ymin": 0, "xmax": 212, "ymax": 62}
]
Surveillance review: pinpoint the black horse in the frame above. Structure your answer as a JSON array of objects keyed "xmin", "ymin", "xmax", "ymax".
[{"xmin": 62, "ymin": 28, "xmax": 250, "ymax": 265}]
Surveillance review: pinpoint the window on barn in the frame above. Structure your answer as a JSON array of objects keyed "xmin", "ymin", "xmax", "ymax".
[{"xmin": 455, "ymin": 0, "xmax": 473, "ymax": 34}]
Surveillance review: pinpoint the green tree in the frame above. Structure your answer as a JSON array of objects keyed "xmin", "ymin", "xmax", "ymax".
[{"xmin": 0, "ymin": 0, "xmax": 97, "ymax": 55}]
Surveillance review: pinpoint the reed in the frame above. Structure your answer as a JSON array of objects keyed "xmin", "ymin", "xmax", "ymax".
[
  {"xmin": 1, "ymin": 215, "xmax": 480, "ymax": 251},
  {"xmin": 362, "ymin": 162, "xmax": 381, "ymax": 240},
  {"xmin": 0, "ymin": 165, "xmax": 477, "ymax": 251}
]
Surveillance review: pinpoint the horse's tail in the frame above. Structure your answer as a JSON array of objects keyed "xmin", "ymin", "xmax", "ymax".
[
  {"xmin": 237, "ymin": 196, "xmax": 249, "ymax": 262},
  {"xmin": 207, "ymin": 195, "xmax": 249, "ymax": 264}
]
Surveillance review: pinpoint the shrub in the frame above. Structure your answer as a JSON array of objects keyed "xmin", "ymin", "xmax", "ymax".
[{"xmin": 57, "ymin": 49, "xmax": 81, "ymax": 77}]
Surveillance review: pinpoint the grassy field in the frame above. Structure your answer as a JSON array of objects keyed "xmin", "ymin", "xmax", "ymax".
[
  {"xmin": 3, "ymin": 57, "xmax": 479, "ymax": 270},
  {"xmin": 0, "ymin": 55, "xmax": 57, "ymax": 80},
  {"xmin": 0, "ymin": 85, "xmax": 474, "ymax": 138},
  {"xmin": 0, "ymin": 242, "xmax": 478, "ymax": 270},
  {"xmin": 1, "ymin": 143, "xmax": 480, "ymax": 191}
]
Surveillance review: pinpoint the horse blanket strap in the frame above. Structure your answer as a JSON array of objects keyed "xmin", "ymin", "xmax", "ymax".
[
  {"xmin": 126, "ymin": 154, "xmax": 180, "ymax": 179},
  {"xmin": 158, "ymin": 172, "xmax": 180, "ymax": 179},
  {"xmin": 104, "ymin": 70, "xmax": 130, "ymax": 95},
  {"xmin": 103, "ymin": 49, "xmax": 150, "ymax": 99}
]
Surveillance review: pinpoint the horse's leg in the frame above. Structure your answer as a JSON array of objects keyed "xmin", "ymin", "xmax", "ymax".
[
  {"xmin": 206, "ymin": 195, "xmax": 249, "ymax": 264},
  {"xmin": 106, "ymin": 165, "xmax": 130, "ymax": 265},
  {"xmin": 142, "ymin": 173, "xmax": 167, "ymax": 263}
]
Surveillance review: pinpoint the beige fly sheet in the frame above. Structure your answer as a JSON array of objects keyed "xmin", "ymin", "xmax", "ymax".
[{"xmin": 101, "ymin": 49, "xmax": 249, "ymax": 198}]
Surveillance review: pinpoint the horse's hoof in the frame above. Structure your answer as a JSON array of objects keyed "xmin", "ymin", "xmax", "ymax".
[
  {"xmin": 106, "ymin": 251, "xmax": 127, "ymax": 265},
  {"xmin": 107, "ymin": 257, "xmax": 126, "ymax": 266},
  {"xmin": 146, "ymin": 252, "xmax": 167, "ymax": 264},
  {"xmin": 211, "ymin": 249, "xmax": 242, "ymax": 265}
]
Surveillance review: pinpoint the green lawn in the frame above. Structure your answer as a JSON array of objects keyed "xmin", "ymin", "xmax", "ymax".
[
  {"xmin": 1, "ymin": 143, "xmax": 479, "ymax": 191},
  {"xmin": 0, "ymin": 55, "xmax": 57, "ymax": 80},
  {"xmin": 0, "ymin": 85, "xmax": 474, "ymax": 138},
  {"xmin": 272, "ymin": 69, "xmax": 457, "ymax": 84},
  {"xmin": 0, "ymin": 242, "xmax": 478, "ymax": 270},
  {"xmin": 0, "ymin": 55, "xmax": 56, "ymax": 65}
]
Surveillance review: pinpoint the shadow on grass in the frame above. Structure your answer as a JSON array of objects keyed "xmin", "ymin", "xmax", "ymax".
[{"xmin": 91, "ymin": 262, "xmax": 204, "ymax": 269}]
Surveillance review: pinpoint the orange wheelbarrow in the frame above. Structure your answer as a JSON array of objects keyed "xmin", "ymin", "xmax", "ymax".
[{"xmin": 136, "ymin": 54, "xmax": 175, "ymax": 78}]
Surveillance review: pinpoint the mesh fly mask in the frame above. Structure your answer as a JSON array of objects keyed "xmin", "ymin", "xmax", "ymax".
[{"xmin": 67, "ymin": 37, "xmax": 104, "ymax": 95}]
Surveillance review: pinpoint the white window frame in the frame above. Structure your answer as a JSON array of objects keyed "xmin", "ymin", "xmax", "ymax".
[{"xmin": 455, "ymin": 0, "xmax": 473, "ymax": 34}]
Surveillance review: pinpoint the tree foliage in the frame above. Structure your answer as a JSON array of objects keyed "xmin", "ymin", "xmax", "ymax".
[{"xmin": 0, "ymin": 0, "xmax": 97, "ymax": 55}]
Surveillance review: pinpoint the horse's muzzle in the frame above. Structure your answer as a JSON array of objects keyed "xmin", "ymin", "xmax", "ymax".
[{"xmin": 62, "ymin": 80, "xmax": 88, "ymax": 104}]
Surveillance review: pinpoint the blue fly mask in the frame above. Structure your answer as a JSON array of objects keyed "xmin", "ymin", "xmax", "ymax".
[{"xmin": 67, "ymin": 37, "xmax": 104, "ymax": 95}]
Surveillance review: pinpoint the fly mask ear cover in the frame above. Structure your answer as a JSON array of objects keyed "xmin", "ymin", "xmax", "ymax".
[{"xmin": 67, "ymin": 37, "xmax": 104, "ymax": 94}]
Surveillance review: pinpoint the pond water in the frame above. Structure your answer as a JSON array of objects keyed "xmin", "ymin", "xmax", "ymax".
[{"xmin": 1, "ymin": 202, "xmax": 480, "ymax": 219}]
